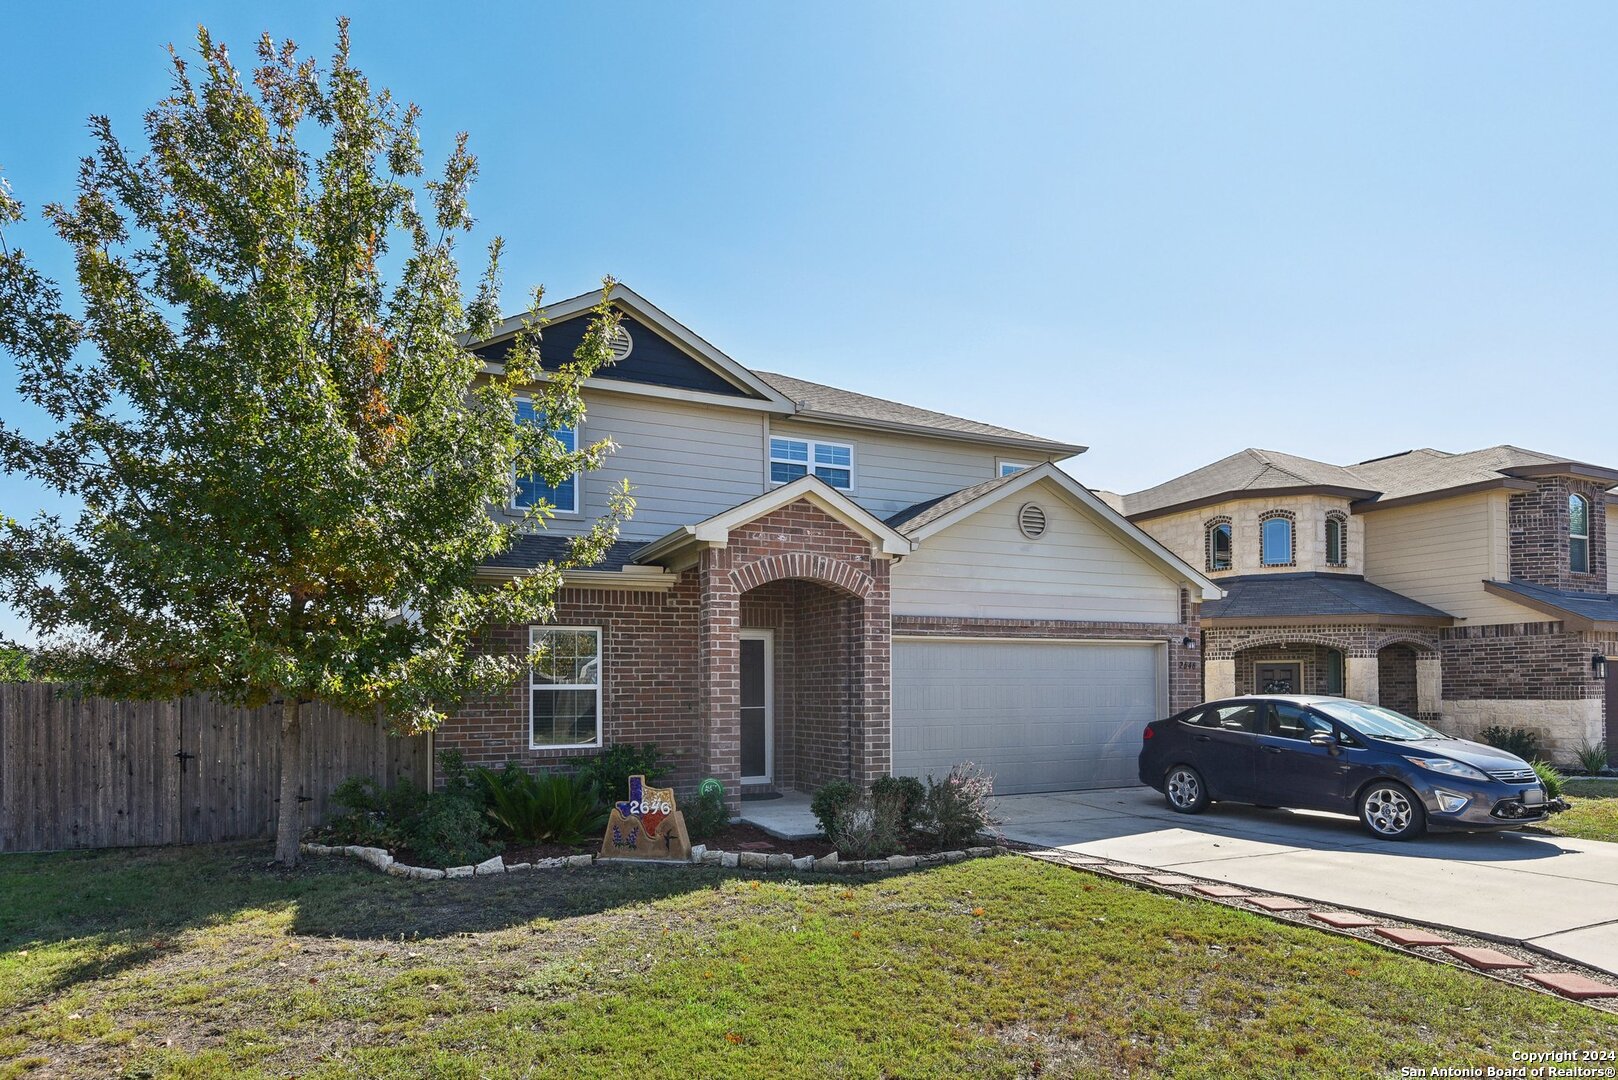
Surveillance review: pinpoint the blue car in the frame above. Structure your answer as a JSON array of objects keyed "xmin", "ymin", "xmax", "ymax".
[{"xmin": 1137, "ymin": 695, "xmax": 1551, "ymax": 840}]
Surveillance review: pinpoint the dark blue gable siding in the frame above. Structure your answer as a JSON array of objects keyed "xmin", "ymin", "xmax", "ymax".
[{"xmin": 477, "ymin": 311, "xmax": 755, "ymax": 397}]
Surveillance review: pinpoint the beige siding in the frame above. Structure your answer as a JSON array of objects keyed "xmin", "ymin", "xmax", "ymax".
[
  {"xmin": 1361, "ymin": 491, "xmax": 1540, "ymax": 624},
  {"xmin": 1136, "ymin": 495, "xmax": 1364, "ymax": 578},
  {"xmin": 771, "ymin": 418, "xmax": 1006, "ymax": 519},
  {"xmin": 1609, "ymin": 504, "xmax": 1618, "ymax": 594},
  {"xmin": 498, "ymin": 392, "xmax": 768, "ymax": 540},
  {"xmin": 893, "ymin": 482, "xmax": 1181, "ymax": 622}
]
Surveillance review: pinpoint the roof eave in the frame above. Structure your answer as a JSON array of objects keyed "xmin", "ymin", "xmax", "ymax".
[
  {"xmin": 1480, "ymin": 581, "xmax": 1611, "ymax": 631},
  {"xmin": 1201, "ymin": 613, "xmax": 1456, "ymax": 628},
  {"xmin": 787, "ymin": 409, "xmax": 1086, "ymax": 458},
  {"xmin": 1352, "ymin": 477, "xmax": 1537, "ymax": 514},
  {"xmin": 1127, "ymin": 485, "xmax": 1383, "ymax": 523},
  {"xmin": 1499, "ymin": 462, "xmax": 1618, "ymax": 487}
]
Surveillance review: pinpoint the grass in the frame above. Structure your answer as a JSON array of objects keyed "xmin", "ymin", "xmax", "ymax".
[
  {"xmin": 1544, "ymin": 777, "xmax": 1618, "ymax": 844},
  {"xmin": 2, "ymin": 845, "xmax": 1615, "ymax": 1078}
]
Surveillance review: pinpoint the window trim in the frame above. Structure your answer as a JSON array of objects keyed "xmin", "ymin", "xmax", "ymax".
[
  {"xmin": 1204, "ymin": 517, "xmax": 1233, "ymax": 572},
  {"xmin": 1570, "ymin": 493, "xmax": 1591, "ymax": 574},
  {"xmin": 528, "ymin": 625, "xmax": 603, "ymax": 751},
  {"xmin": 1324, "ymin": 511, "xmax": 1348, "ymax": 568},
  {"xmin": 769, "ymin": 435, "xmax": 856, "ymax": 492},
  {"xmin": 1258, "ymin": 510, "xmax": 1297, "ymax": 567},
  {"xmin": 511, "ymin": 397, "xmax": 581, "ymax": 516},
  {"xmin": 997, "ymin": 459, "xmax": 1034, "ymax": 478}
]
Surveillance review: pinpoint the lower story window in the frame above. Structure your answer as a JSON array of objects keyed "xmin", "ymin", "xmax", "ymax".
[
  {"xmin": 531, "ymin": 626, "xmax": 601, "ymax": 749},
  {"xmin": 1325, "ymin": 649, "xmax": 1345, "ymax": 696}
]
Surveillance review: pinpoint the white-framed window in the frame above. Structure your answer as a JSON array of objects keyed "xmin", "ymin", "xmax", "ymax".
[
  {"xmin": 770, "ymin": 436, "xmax": 853, "ymax": 490},
  {"xmin": 1571, "ymin": 493, "xmax": 1591, "ymax": 574},
  {"xmin": 998, "ymin": 460, "xmax": 1033, "ymax": 477},
  {"xmin": 513, "ymin": 398, "xmax": 579, "ymax": 514},
  {"xmin": 529, "ymin": 626, "xmax": 601, "ymax": 749}
]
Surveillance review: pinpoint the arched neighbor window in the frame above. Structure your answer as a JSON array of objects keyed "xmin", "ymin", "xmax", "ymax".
[
  {"xmin": 1205, "ymin": 519, "xmax": 1233, "ymax": 571},
  {"xmin": 1570, "ymin": 494, "xmax": 1591, "ymax": 573},
  {"xmin": 1325, "ymin": 512, "xmax": 1348, "ymax": 567},
  {"xmin": 1260, "ymin": 511, "xmax": 1295, "ymax": 567}
]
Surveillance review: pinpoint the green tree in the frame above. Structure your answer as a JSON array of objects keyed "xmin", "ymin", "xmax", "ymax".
[{"xmin": 0, "ymin": 22, "xmax": 629, "ymax": 865}]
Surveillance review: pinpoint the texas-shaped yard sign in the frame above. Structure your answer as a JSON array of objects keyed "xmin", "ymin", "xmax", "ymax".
[{"xmin": 599, "ymin": 774, "xmax": 692, "ymax": 861}]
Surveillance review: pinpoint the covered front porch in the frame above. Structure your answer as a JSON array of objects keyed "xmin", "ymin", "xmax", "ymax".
[{"xmin": 1205, "ymin": 629, "xmax": 1444, "ymax": 720}]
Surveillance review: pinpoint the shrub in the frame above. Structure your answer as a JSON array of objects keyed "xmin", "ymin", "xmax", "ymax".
[
  {"xmin": 321, "ymin": 773, "xmax": 496, "ymax": 866},
  {"xmin": 684, "ymin": 785, "xmax": 729, "ymax": 840},
  {"xmin": 1479, "ymin": 726, "xmax": 1542, "ymax": 762},
  {"xmin": 828, "ymin": 790, "xmax": 905, "ymax": 859},
  {"xmin": 436, "ymin": 746, "xmax": 481, "ymax": 803},
  {"xmin": 918, "ymin": 763, "xmax": 998, "ymax": 849},
  {"xmin": 1574, "ymin": 741, "xmax": 1610, "ymax": 776},
  {"xmin": 870, "ymin": 775, "xmax": 926, "ymax": 831},
  {"xmin": 810, "ymin": 779, "xmax": 858, "ymax": 837},
  {"xmin": 573, "ymin": 743, "xmax": 671, "ymax": 803},
  {"xmin": 476, "ymin": 767, "xmax": 608, "ymax": 845},
  {"xmin": 1532, "ymin": 760, "xmax": 1565, "ymax": 800},
  {"xmin": 398, "ymin": 794, "xmax": 501, "ymax": 866}
]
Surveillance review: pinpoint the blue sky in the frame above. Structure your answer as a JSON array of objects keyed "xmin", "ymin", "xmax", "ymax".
[{"xmin": 2, "ymin": 3, "xmax": 1616, "ymax": 642}]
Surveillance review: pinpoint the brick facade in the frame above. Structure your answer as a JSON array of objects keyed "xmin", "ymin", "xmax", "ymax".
[
  {"xmin": 1203, "ymin": 623, "xmax": 1441, "ymax": 661},
  {"xmin": 1509, "ymin": 477, "xmax": 1609, "ymax": 594},
  {"xmin": 1439, "ymin": 621, "xmax": 1611, "ymax": 703},
  {"xmin": 1377, "ymin": 644, "xmax": 1419, "ymax": 717}
]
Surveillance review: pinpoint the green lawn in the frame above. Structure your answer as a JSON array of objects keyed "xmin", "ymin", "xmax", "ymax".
[
  {"xmin": 1546, "ymin": 777, "xmax": 1618, "ymax": 844},
  {"xmin": 2, "ymin": 845, "xmax": 1614, "ymax": 1078}
]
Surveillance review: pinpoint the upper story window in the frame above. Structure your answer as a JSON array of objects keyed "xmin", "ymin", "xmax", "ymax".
[
  {"xmin": 1570, "ymin": 493, "xmax": 1591, "ymax": 573},
  {"xmin": 1325, "ymin": 512, "xmax": 1348, "ymax": 567},
  {"xmin": 998, "ymin": 460, "xmax": 1033, "ymax": 477},
  {"xmin": 1205, "ymin": 518, "xmax": 1233, "ymax": 571},
  {"xmin": 513, "ymin": 399, "xmax": 579, "ymax": 514},
  {"xmin": 1259, "ymin": 510, "xmax": 1295, "ymax": 567},
  {"xmin": 770, "ymin": 436, "xmax": 853, "ymax": 490}
]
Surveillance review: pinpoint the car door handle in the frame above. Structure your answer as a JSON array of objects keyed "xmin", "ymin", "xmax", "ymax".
[
  {"xmin": 1261, "ymin": 746, "xmax": 1283, "ymax": 754},
  {"xmin": 1193, "ymin": 735, "xmax": 1211, "ymax": 742}
]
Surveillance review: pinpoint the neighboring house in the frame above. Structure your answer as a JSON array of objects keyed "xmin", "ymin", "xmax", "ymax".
[
  {"xmin": 438, "ymin": 285, "xmax": 1219, "ymax": 805},
  {"xmin": 1116, "ymin": 447, "xmax": 1618, "ymax": 764}
]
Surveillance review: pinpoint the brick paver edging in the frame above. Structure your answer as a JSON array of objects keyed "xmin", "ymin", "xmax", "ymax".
[
  {"xmin": 301, "ymin": 841, "xmax": 1006, "ymax": 879},
  {"xmin": 1019, "ymin": 848, "xmax": 1618, "ymax": 1012}
]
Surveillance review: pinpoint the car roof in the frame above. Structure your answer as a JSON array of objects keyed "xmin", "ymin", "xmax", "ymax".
[{"xmin": 1198, "ymin": 694, "xmax": 1355, "ymax": 707}]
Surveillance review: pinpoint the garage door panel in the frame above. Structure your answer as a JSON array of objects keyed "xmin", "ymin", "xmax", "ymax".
[{"xmin": 892, "ymin": 640, "xmax": 1161, "ymax": 794}]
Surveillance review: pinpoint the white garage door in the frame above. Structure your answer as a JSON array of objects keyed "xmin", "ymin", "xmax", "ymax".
[{"xmin": 892, "ymin": 639, "xmax": 1165, "ymax": 795}]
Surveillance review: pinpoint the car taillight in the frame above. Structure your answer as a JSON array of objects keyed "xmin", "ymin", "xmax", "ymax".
[{"xmin": 1142, "ymin": 727, "xmax": 1155, "ymax": 741}]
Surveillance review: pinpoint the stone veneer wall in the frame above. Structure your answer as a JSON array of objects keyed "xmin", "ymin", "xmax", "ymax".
[
  {"xmin": 1509, "ymin": 478, "xmax": 1609, "ymax": 594},
  {"xmin": 1436, "ymin": 622, "xmax": 1616, "ymax": 763},
  {"xmin": 1136, "ymin": 495, "xmax": 1365, "ymax": 579}
]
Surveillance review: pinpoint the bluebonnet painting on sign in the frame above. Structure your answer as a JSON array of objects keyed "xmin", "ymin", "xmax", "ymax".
[{"xmin": 599, "ymin": 774, "xmax": 691, "ymax": 861}]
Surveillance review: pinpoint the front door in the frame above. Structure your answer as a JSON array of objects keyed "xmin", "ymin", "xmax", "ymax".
[
  {"xmin": 1256, "ymin": 662, "xmax": 1302, "ymax": 695},
  {"xmin": 740, "ymin": 630, "xmax": 774, "ymax": 785}
]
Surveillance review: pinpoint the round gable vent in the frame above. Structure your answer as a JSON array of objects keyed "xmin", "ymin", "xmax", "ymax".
[
  {"xmin": 607, "ymin": 325, "xmax": 634, "ymax": 363},
  {"xmin": 1017, "ymin": 502, "xmax": 1048, "ymax": 539}
]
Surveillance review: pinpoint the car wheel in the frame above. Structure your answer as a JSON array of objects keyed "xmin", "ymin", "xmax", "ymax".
[
  {"xmin": 1359, "ymin": 781, "xmax": 1426, "ymax": 840},
  {"xmin": 1164, "ymin": 765, "xmax": 1209, "ymax": 814}
]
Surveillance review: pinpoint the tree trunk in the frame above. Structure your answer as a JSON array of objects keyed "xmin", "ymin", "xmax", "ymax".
[{"xmin": 274, "ymin": 697, "xmax": 303, "ymax": 866}]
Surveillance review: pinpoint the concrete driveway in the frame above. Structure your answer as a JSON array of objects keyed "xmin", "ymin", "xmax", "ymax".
[{"xmin": 995, "ymin": 786, "xmax": 1618, "ymax": 977}]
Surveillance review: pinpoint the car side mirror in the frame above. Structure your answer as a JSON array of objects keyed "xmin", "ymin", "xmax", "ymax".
[{"xmin": 1309, "ymin": 731, "xmax": 1338, "ymax": 751}]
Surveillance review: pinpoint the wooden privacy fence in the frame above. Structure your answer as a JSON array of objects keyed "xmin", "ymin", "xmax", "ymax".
[{"xmin": 0, "ymin": 682, "xmax": 430, "ymax": 853}]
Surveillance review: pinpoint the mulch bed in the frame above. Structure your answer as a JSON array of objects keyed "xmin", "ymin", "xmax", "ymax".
[{"xmin": 433, "ymin": 823, "xmax": 957, "ymax": 866}]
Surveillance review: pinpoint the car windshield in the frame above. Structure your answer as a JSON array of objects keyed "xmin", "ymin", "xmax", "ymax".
[{"xmin": 1314, "ymin": 701, "xmax": 1448, "ymax": 741}]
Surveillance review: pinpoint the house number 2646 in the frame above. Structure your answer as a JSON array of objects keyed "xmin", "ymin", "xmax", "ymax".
[{"xmin": 629, "ymin": 797, "xmax": 671, "ymax": 816}]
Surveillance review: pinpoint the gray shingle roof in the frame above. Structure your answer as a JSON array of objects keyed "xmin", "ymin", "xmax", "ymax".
[
  {"xmin": 483, "ymin": 535, "xmax": 646, "ymax": 572},
  {"xmin": 1202, "ymin": 573, "xmax": 1454, "ymax": 622},
  {"xmin": 1125, "ymin": 444, "xmax": 1617, "ymax": 518},
  {"xmin": 754, "ymin": 371, "xmax": 1082, "ymax": 453},
  {"xmin": 886, "ymin": 472, "xmax": 1024, "ymax": 534},
  {"xmin": 1486, "ymin": 579, "xmax": 1618, "ymax": 627},
  {"xmin": 1123, "ymin": 449, "xmax": 1379, "ymax": 518},
  {"xmin": 1347, "ymin": 445, "xmax": 1567, "ymax": 501}
]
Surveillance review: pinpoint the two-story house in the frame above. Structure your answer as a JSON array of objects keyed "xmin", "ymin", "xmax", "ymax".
[
  {"xmin": 1117, "ymin": 447, "xmax": 1618, "ymax": 765},
  {"xmin": 437, "ymin": 285, "xmax": 1220, "ymax": 807}
]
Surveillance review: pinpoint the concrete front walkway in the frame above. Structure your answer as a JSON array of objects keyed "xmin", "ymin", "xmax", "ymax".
[{"xmin": 995, "ymin": 786, "xmax": 1618, "ymax": 977}]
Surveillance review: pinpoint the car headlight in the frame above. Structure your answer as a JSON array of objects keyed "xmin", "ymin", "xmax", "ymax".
[{"xmin": 1405, "ymin": 757, "xmax": 1490, "ymax": 782}]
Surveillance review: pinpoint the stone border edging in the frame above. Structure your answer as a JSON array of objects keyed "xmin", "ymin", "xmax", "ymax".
[{"xmin": 300, "ymin": 841, "xmax": 1006, "ymax": 880}]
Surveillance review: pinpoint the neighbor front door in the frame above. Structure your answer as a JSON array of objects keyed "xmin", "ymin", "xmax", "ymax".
[
  {"xmin": 1256, "ymin": 662, "xmax": 1302, "ymax": 695},
  {"xmin": 740, "ymin": 630, "xmax": 774, "ymax": 785}
]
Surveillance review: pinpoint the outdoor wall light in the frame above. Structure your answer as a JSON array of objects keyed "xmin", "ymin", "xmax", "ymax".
[
  {"xmin": 1594, "ymin": 654, "xmax": 1609, "ymax": 680},
  {"xmin": 1182, "ymin": 636, "xmax": 1197, "ymax": 650}
]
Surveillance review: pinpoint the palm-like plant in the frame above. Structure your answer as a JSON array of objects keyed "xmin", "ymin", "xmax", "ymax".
[{"xmin": 475, "ymin": 767, "xmax": 609, "ymax": 845}]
